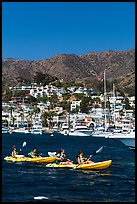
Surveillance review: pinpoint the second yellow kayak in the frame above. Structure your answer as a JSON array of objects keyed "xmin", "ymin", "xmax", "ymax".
[{"xmin": 46, "ymin": 160, "xmax": 112, "ymax": 170}]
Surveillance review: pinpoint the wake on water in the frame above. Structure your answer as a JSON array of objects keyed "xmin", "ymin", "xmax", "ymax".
[{"xmin": 34, "ymin": 196, "xmax": 49, "ymax": 200}]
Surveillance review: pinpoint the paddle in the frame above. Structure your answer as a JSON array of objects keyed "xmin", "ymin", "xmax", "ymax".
[
  {"xmin": 48, "ymin": 152, "xmax": 57, "ymax": 157},
  {"xmin": 19, "ymin": 141, "xmax": 27, "ymax": 154},
  {"xmin": 73, "ymin": 146, "xmax": 104, "ymax": 169},
  {"xmin": 89, "ymin": 146, "xmax": 104, "ymax": 159},
  {"xmin": 22, "ymin": 141, "xmax": 27, "ymax": 147}
]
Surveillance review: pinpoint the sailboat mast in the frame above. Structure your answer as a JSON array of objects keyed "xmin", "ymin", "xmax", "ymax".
[
  {"xmin": 113, "ymin": 83, "xmax": 116, "ymax": 125},
  {"xmin": 104, "ymin": 70, "xmax": 107, "ymax": 131},
  {"xmin": 67, "ymin": 113, "xmax": 70, "ymax": 130}
]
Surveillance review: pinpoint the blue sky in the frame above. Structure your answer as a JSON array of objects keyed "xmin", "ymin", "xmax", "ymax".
[{"xmin": 2, "ymin": 2, "xmax": 135, "ymax": 60}]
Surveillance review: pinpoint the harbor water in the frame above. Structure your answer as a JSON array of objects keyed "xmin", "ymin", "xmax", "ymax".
[{"xmin": 2, "ymin": 133, "xmax": 135, "ymax": 202}]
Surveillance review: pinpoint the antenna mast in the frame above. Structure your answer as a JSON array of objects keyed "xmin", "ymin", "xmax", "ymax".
[{"xmin": 104, "ymin": 70, "xmax": 107, "ymax": 131}]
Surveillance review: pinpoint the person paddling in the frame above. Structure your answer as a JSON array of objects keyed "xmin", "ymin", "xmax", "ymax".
[
  {"xmin": 55, "ymin": 149, "xmax": 73, "ymax": 165},
  {"xmin": 28, "ymin": 148, "xmax": 42, "ymax": 158},
  {"xmin": 76, "ymin": 151, "xmax": 94, "ymax": 164},
  {"xmin": 11, "ymin": 145, "xmax": 24, "ymax": 158}
]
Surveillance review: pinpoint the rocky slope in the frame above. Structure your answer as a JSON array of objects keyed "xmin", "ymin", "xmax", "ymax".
[{"xmin": 2, "ymin": 49, "xmax": 135, "ymax": 91}]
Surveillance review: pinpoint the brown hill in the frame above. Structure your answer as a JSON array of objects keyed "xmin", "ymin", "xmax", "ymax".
[{"xmin": 2, "ymin": 49, "xmax": 135, "ymax": 92}]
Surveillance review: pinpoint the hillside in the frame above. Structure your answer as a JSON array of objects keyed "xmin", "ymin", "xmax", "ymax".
[{"xmin": 2, "ymin": 49, "xmax": 135, "ymax": 94}]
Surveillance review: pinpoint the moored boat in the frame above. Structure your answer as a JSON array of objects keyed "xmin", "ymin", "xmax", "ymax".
[
  {"xmin": 60, "ymin": 122, "xmax": 92, "ymax": 136},
  {"xmin": 2, "ymin": 127, "xmax": 12, "ymax": 134},
  {"xmin": 105, "ymin": 128, "xmax": 135, "ymax": 150},
  {"xmin": 12, "ymin": 127, "xmax": 31, "ymax": 134},
  {"xmin": 68, "ymin": 129, "xmax": 92, "ymax": 136},
  {"xmin": 91, "ymin": 130, "xmax": 112, "ymax": 137},
  {"xmin": 46, "ymin": 160, "xmax": 112, "ymax": 170},
  {"xmin": 30, "ymin": 121, "xmax": 43, "ymax": 135}
]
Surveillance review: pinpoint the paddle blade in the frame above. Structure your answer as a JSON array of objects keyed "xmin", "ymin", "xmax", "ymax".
[
  {"xmin": 48, "ymin": 152, "xmax": 56, "ymax": 157},
  {"xmin": 22, "ymin": 141, "xmax": 27, "ymax": 147},
  {"xmin": 96, "ymin": 146, "xmax": 104, "ymax": 154},
  {"xmin": 90, "ymin": 146, "xmax": 104, "ymax": 158}
]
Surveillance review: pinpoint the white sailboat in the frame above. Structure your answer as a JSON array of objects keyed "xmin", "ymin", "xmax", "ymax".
[{"xmin": 92, "ymin": 70, "xmax": 111, "ymax": 137}]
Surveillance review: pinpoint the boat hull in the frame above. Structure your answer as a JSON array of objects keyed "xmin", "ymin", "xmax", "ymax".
[
  {"xmin": 105, "ymin": 132, "xmax": 135, "ymax": 150},
  {"xmin": 60, "ymin": 130, "xmax": 91, "ymax": 136},
  {"xmin": 2, "ymin": 127, "xmax": 12, "ymax": 134},
  {"xmin": 92, "ymin": 132, "xmax": 112, "ymax": 137},
  {"xmin": 69, "ymin": 131, "xmax": 91, "ymax": 136},
  {"xmin": 30, "ymin": 131, "xmax": 43, "ymax": 135},
  {"xmin": 46, "ymin": 160, "xmax": 112, "ymax": 170},
  {"xmin": 4, "ymin": 156, "xmax": 56, "ymax": 163},
  {"xmin": 119, "ymin": 138, "xmax": 135, "ymax": 150},
  {"xmin": 12, "ymin": 129, "xmax": 30, "ymax": 134}
]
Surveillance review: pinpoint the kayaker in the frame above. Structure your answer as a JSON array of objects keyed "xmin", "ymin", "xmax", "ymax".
[
  {"xmin": 55, "ymin": 149, "xmax": 73, "ymax": 165},
  {"xmin": 28, "ymin": 148, "xmax": 42, "ymax": 158},
  {"xmin": 76, "ymin": 151, "xmax": 94, "ymax": 164},
  {"xmin": 11, "ymin": 145, "xmax": 24, "ymax": 158}
]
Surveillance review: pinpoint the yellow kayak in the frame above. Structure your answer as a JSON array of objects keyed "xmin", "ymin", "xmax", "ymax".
[
  {"xmin": 4, "ymin": 156, "xmax": 56, "ymax": 163},
  {"xmin": 46, "ymin": 160, "xmax": 112, "ymax": 170}
]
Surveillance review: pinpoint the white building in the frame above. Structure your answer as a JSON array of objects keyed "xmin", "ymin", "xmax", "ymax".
[
  {"xmin": 29, "ymin": 85, "xmax": 64, "ymax": 98},
  {"xmin": 128, "ymin": 96, "xmax": 135, "ymax": 108},
  {"xmin": 70, "ymin": 100, "xmax": 81, "ymax": 112}
]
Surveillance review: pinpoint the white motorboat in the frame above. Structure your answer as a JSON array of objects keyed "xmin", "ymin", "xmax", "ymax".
[
  {"xmin": 30, "ymin": 121, "xmax": 43, "ymax": 135},
  {"xmin": 68, "ymin": 129, "xmax": 92, "ymax": 136},
  {"xmin": 60, "ymin": 129, "xmax": 69, "ymax": 135},
  {"xmin": 2, "ymin": 127, "xmax": 9, "ymax": 134},
  {"xmin": 105, "ymin": 128, "xmax": 135, "ymax": 150},
  {"xmin": 12, "ymin": 127, "xmax": 30, "ymax": 134},
  {"xmin": 60, "ymin": 129, "xmax": 92, "ymax": 136},
  {"xmin": 60, "ymin": 122, "xmax": 92, "ymax": 136},
  {"xmin": 2, "ymin": 127, "xmax": 12, "ymax": 134}
]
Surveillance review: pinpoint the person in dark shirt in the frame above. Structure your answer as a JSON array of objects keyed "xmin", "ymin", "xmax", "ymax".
[
  {"xmin": 76, "ymin": 151, "xmax": 94, "ymax": 164},
  {"xmin": 55, "ymin": 149, "xmax": 73, "ymax": 165}
]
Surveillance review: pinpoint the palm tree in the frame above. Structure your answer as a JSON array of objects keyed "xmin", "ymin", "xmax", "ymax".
[
  {"xmin": 8, "ymin": 106, "xmax": 14, "ymax": 125},
  {"xmin": 119, "ymin": 109, "xmax": 125, "ymax": 117},
  {"xmin": 33, "ymin": 106, "xmax": 40, "ymax": 117},
  {"xmin": 11, "ymin": 117, "xmax": 16, "ymax": 127},
  {"xmin": 19, "ymin": 108, "xmax": 24, "ymax": 125},
  {"xmin": 41, "ymin": 111, "xmax": 55, "ymax": 129},
  {"xmin": 27, "ymin": 110, "xmax": 34, "ymax": 126},
  {"xmin": 8, "ymin": 106, "xmax": 14, "ymax": 118}
]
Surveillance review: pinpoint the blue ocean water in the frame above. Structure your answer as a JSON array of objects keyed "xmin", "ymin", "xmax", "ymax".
[{"xmin": 2, "ymin": 133, "xmax": 135, "ymax": 202}]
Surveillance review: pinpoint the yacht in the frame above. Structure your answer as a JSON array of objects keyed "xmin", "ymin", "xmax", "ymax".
[
  {"xmin": 30, "ymin": 121, "xmax": 43, "ymax": 135},
  {"xmin": 105, "ymin": 128, "xmax": 135, "ymax": 150},
  {"xmin": 60, "ymin": 122, "xmax": 92, "ymax": 136},
  {"xmin": 91, "ymin": 128, "xmax": 113, "ymax": 137},
  {"xmin": 68, "ymin": 129, "xmax": 92, "ymax": 136}
]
